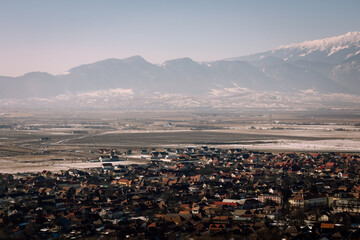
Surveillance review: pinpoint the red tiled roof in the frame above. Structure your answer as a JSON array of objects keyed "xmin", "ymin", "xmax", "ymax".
[{"xmin": 209, "ymin": 224, "xmax": 226, "ymax": 230}]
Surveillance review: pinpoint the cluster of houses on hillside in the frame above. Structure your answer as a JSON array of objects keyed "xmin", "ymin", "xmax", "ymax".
[{"xmin": 1, "ymin": 148, "xmax": 360, "ymax": 239}]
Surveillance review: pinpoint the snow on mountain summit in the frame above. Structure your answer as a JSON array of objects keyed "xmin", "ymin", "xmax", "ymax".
[
  {"xmin": 277, "ymin": 32, "xmax": 360, "ymax": 51},
  {"xmin": 264, "ymin": 32, "xmax": 360, "ymax": 63},
  {"xmin": 226, "ymin": 31, "xmax": 360, "ymax": 64}
]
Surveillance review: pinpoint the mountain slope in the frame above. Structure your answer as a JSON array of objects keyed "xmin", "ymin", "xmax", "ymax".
[
  {"xmin": 0, "ymin": 72, "xmax": 64, "ymax": 98},
  {"xmin": 331, "ymin": 53, "xmax": 360, "ymax": 92},
  {"xmin": 263, "ymin": 62, "xmax": 349, "ymax": 93},
  {"xmin": 209, "ymin": 60, "xmax": 278, "ymax": 91},
  {"xmin": 59, "ymin": 56, "xmax": 164, "ymax": 93}
]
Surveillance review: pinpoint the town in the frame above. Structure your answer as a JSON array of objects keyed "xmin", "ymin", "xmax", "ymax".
[{"xmin": 1, "ymin": 147, "xmax": 360, "ymax": 239}]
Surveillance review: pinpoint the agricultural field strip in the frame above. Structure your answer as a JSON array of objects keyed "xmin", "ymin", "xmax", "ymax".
[{"xmin": 65, "ymin": 130, "xmax": 331, "ymax": 146}]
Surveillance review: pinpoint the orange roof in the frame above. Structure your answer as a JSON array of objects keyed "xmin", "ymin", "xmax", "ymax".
[
  {"xmin": 179, "ymin": 210, "xmax": 191, "ymax": 215},
  {"xmin": 213, "ymin": 201, "xmax": 237, "ymax": 207},
  {"xmin": 213, "ymin": 216, "xmax": 229, "ymax": 220},
  {"xmin": 118, "ymin": 179, "xmax": 130, "ymax": 182},
  {"xmin": 321, "ymin": 223, "xmax": 335, "ymax": 229},
  {"xmin": 148, "ymin": 222, "xmax": 156, "ymax": 228},
  {"xmin": 180, "ymin": 204, "xmax": 190, "ymax": 208},
  {"xmin": 325, "ymin": 162, "xmax": 335, "ymax": 167},
  {"xmin": 209, "ymin": 224, "xmax": 226, "ymax": 230}
]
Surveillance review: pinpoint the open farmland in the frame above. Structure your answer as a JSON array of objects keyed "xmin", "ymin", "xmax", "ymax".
[{"xmin": 0, "ymin": 109, "xmax": 359, "ymax": 173}]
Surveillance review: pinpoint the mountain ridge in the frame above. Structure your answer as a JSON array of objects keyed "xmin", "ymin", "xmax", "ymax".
[{"xmin": 1, "ymin": 31, "xmax": 360, "ymax": 102}]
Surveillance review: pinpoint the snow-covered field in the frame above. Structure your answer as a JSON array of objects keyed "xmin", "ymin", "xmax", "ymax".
[
  {"xmin": 214, "ymin": 139, "xmax": 360, "ymax": 152},
  {"xmin": 0, "ymin": 160, "xmax": 146, "ymax": 174}
]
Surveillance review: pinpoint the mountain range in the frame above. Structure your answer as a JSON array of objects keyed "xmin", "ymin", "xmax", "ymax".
[{"xmin": 1, "ymin": 32, "xmax": 360, "ymax": 109}]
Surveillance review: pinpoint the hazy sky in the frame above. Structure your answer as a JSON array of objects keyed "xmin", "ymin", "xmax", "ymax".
[{"xmin": 1, "ymin": 0, "xmax": 360, "ymax": 76}]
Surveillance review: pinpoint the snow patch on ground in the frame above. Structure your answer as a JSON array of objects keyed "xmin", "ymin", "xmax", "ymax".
[
  {"xmin": 215, "ymin": 139, "xmax": 360, "ymax": 152},
  {"xmin": 77, "ymin": 88, "xmax": 133, "ymax": 98},
  {"xmin": 210, "ymin": 86, "xmax": 251, "ymax": 97},
  {"xmin": 0, "ymin": 160, "xmax": 147, "ymax": 174}
]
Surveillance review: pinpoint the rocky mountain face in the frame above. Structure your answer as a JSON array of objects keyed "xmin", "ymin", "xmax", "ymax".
[{"xmin": 1, "ymin": 32, "xmax": 360, "ymax": 109}]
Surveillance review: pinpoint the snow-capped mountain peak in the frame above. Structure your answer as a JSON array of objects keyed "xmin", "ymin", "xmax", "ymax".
[
  {"xmin": 277, "ymin": 32, "xmax": 360, "ymax": 51},
  {"xmin": 257, "ymin": 31, "xmax": 360, "ymax": 63}
]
